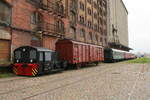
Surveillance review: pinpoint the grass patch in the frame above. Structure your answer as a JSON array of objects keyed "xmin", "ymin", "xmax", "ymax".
[
  {"xmin": 128, "ymin": 57, "xmax": 150, "ymax": 64},
  {"xmin": 0, "ymin": 73, "xmax": 15, "ymax": 78}
]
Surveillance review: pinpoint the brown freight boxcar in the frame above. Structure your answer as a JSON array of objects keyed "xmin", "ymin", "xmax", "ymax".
[{"xmin": 56, "ymin": 39, "xmax": 104, "ymax": 68}]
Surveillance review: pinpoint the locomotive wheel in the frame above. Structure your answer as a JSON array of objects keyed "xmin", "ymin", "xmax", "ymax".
[{"xmin": 62, "ymin": 61, "xmax": 68, "ymax": 70}]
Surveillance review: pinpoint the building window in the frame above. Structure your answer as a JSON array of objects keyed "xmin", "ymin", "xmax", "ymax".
[
  {"xmin": 87, "ymin": 21, "xmax": 92, "ymax": 28},
  {"xmin": 94, "ymin": 12, "xmax": 98, "ymax": 19},
  {"xmin": 0, "ymin": 1, "xmax": 11, "ymax": 24},
  {"xmin": 94, "ymin": 24, "xmax": 98, "ymax": 31},
  {"xmin": 79, "ymin": 16, "xmax": 85, "ymax": 25},
  {"xmin": 102, "ymin": 0, "xmax": 107, "ymax": 8},
  {"xmin": 105, "ymin": 38, "xmax": 107, "ymax": 44},
  {"xmin": 93, "ymin": 34, "xmax": 96, "ymax": 42},
  {"xmin": 70, "ymin": 12, "xmax": 76, "ymax": 24},
  {"xmin": 56, "ymin": 20, "xmax": 64, "ymax": 32},
  {"xmin": 89, "ymin": 32, "xmax": 93, "ymax": 41},
  {"xmin": 93, "ymin": 2, "xmax": 97, "ymax": 9},
  {"xmin": 31, "ymin": 12, "xmax": 41, "ymax": 25},
  {"xmin": 27, "ymin": 0, "xmax": 41, "ymax": 6},
  {"xmin": 100, "ymin": 18, "xmax": 103, "ymax": 25},
  {"xmin": 71, "ymin": 0, "xmax": 77, "ymax": 11},
  {"xmin": 100, "ymin": 37, "xmax": 103, "ymax": 42},
  {"xmin": 79, "ymin": 2, "xmax": 85, "ymax": 11},
  {"xmin": 100, "ymin": 27, "xmax": 103, "ymax": 34},
  {"xmin": 87, "ymin": 8, "xmax": 92, "ymax": 15},
  {"xmin": 99, "ymin": 8, "xmax": 102, "ymax": 16},
  {"xmin": 96, "ymin": 35, "xmax": 99, "ymax": 43},
  {"xmin": 87, "ymin": 0, "xmax": 92, "ymax": 4},
  {"xmin": 80, "ymin": 28, "xmax": 85, "ymax": 38},
  {"xmin": 70, "ymin": 27, "xmax": 76, "ymax": 39}
]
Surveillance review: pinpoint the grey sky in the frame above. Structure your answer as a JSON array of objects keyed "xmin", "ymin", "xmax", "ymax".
[{"xmin": 123, "ymin": 0, "xmax": 150, "ymax": 53}]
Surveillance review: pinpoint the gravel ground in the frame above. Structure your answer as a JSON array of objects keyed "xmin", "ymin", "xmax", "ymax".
[{"xmin": 0, "ymin": 62, "xmax": 150, "ymax": 100}]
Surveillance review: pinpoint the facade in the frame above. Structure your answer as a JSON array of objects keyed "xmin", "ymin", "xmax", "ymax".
[
  {"xmin": 66, "ymin": 0, "xmax": 107, "ymax": 46},
  {"xmin": 0, "ymin": 0, "xmax": 66, "ymax": 62},
  {"xmin": 0, "ymin": 0, "xmax": 108, "ymax": 63},
  {"xmin": 107, "ymin": 0, "xmax": 130, "ymax": 51}
]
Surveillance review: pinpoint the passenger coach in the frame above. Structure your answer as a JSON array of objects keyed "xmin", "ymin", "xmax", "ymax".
[{"xmin": 104, "ymin": 48, "xmax": 136, "ymax": 62}]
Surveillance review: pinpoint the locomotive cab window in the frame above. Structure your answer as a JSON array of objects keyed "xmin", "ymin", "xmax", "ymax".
[
  {"xmin": 30, "ymin": 50, "xmax": 37, "ymax": 59},
  {"xmin": 15, "ymin": 51, "xmax": 21, "ymax": 59}
]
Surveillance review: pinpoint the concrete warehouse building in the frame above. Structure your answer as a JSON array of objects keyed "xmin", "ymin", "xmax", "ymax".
[
  {"xmin": 0, "ymin": 0, "xmax": 107, "ymax": 64},
  {"xmin": 107, "ymin": 0, "xmax": 131, "ymax": 51}
]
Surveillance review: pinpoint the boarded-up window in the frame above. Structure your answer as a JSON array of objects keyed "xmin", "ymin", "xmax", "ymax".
[{"xmin": 0, "ymin": 1, "xmax": 11, "ymax": 24}]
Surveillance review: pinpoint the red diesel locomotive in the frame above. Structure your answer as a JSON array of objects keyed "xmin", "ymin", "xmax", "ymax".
[{"xmin": 13, "ymin": 46, "xmax": 68, "ymax": 76}]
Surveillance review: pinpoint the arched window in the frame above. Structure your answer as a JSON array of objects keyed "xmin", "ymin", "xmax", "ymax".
[
  {"xmin": 89, "ymin": 32, "xmax": 93, "ymax": 42},
  {"xmin": 95, "ymin": 35, "xmax": 99, "ymax": 43},
  {"xmin": 31, "ymin": 11, "xmax": 42, "ymax": 25},
  {"xmin": 0, "ymin": 1, "xmax": 11, "ymax": 24},
  {"xmin": 56, "ymin": 20, "xmax": 64, "ymax": 33},
  {"xmin": 70, "ymin": 27, "xmax": 76, "ymax": 39},
  {"xmin": 80, "ymin": 29, "xmax": 85, "ymax": 38}
]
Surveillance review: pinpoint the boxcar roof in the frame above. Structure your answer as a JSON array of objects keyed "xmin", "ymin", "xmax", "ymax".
[{"xmin": 57, "ymin": 39, "xmax": 103, "ymax": 47}]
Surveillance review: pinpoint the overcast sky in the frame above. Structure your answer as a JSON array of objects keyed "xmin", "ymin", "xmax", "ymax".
[{"xmin": 122, "ymin": 0, "xmax": 150, "ymax": 53}]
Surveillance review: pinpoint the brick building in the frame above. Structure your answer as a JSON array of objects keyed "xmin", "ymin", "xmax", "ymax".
[
  {"xmin": 66, "ymin": 0, "xmax": 107, "ymax": 46},
  {"xmin": 0, "ymin": 0, "xmax": 107, "ymax": 63}
]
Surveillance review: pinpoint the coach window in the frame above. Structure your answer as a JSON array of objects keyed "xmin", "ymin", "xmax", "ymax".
[
  {"xmin": 0, "ymin": 1, "xmax": 11, "ymax": 24},
  {"xmin": 45, "ymin": 52, "xmax": 51, "ymax": 61},
  {"xmin": 39, "ymin": 52, "xmax": 43, "ymax": 61}
]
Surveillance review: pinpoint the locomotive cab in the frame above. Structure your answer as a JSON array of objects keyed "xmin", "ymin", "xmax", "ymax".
[{"xmin": 13, "ymin": 46, "xmax": 65, "ymax": 76}]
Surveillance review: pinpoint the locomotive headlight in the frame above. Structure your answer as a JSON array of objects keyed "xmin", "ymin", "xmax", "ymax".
[
  {"xmin": 23, "ymin": 48, "xmax": 26, "ymax": 52},
  {"xmin": 30, "ymin": 59, "xmax": 33, "ymax": 63},
  {"xmin": 17, "ymin": 60, "xmax": 19, "ymax": 63}
]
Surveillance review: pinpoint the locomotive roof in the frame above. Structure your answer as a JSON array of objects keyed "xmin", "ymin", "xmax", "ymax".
[
  {"xmin": 35, "ymin": 47, "xmax": 54, "ymax": 52},
  {"xmin": 15, "ymin": 46, "xmax": 54, "ymax": 52}
]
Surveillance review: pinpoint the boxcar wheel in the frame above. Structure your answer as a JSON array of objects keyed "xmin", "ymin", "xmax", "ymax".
[
  {"xmin": 76, "ymin": 63, "xmax": 81, "ymax": 69},
  {"xmin": 95, "ymin": 62, "xmax": 99, "ymax": 66}
]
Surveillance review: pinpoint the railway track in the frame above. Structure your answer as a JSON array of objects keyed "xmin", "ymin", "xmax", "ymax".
[
  {"xmin": 0, "ymin": 77, "xmax": 28, "ymax": 84},
  {"xmin": 0, "ymin": 63, "xmax": 121, "ymax": 99}
]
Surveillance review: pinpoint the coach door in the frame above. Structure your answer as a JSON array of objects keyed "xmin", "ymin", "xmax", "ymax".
[
  {"xmin": 39, "ymin": 52, "xmax": 45, "ymax": 73},
  {"xmin": 43, "ymin": 52, "xmax": 52, "ymax": 72}
]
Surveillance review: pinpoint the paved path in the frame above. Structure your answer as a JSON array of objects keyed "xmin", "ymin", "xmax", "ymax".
[{"xmin": 0, "ymin": 63, "xmax": 150, "ymax": 100}]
